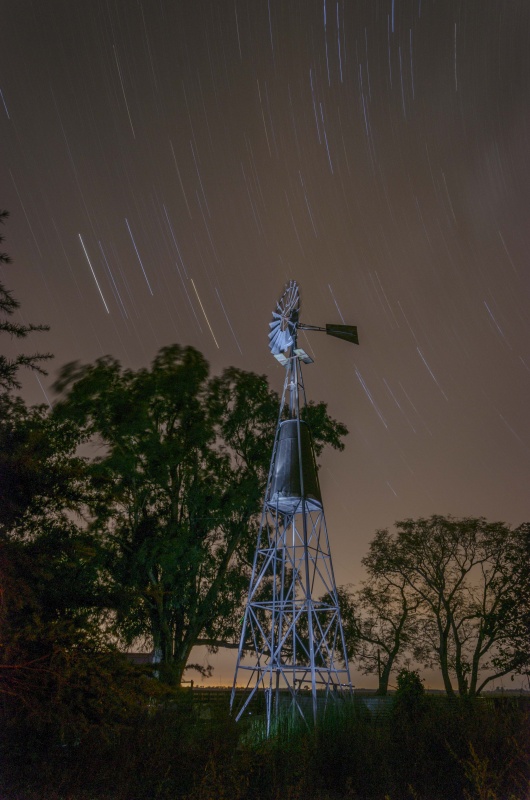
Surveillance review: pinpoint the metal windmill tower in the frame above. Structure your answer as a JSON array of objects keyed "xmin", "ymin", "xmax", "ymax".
[{"xmin": 230, "ymin": 280, "xmax": 359, "ymax": 731}]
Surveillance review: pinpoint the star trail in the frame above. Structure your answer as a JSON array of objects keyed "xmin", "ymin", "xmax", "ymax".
[{"xmin": 1, "ymin": 0, "xmax": 529, "ymax": 686}]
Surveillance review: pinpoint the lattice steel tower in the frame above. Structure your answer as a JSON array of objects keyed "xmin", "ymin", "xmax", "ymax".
[{"xmin": 231, "ymin": 280, "xmax": 359, "ymax": 731}]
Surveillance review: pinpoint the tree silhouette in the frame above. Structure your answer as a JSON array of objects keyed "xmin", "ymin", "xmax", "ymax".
[
  {"xmin": 363, "ymin": 515, "xmax": 530, "ymax": 697},
  {"xmin": 0, "ymin": 210, "xmax": 52, "ymax": 394},
  {"xmin": 53, "ymin": 345, "xmax": 347, "ymax": 684}
]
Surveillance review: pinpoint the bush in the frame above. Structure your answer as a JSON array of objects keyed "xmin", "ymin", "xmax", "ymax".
[{"xmin": 1, "ymin": 692, "xmax": 529, "ymax": 799}]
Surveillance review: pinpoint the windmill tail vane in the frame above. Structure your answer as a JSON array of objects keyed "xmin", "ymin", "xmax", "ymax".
[{"xmin": 231, "ymin": 279, "xmax": 358, "ymax": 733}]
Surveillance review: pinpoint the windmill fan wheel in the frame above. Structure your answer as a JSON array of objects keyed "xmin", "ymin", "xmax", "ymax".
[{"xmin": 268, "ymin": 280, "xmax": 300, "ymax": 355}]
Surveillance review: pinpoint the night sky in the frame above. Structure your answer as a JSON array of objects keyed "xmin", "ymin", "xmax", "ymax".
[{"xmin": 2, "ymin": 1, "xmax": 529, "ymax": 687}]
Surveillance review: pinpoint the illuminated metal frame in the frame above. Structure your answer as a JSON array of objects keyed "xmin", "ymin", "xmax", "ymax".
[{"xmin": 231, "ymin": 339, "xmax": 353, "ymax": 732}]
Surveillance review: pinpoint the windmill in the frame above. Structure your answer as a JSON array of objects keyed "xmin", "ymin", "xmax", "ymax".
[{"xmin": 230, "ymin": 280, "xmax": 358, "ymax": 732}]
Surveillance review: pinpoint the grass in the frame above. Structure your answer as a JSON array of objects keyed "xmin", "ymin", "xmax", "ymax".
[{"xmin": 1, "ymin": 694, "xmax": 529, "ymax": 800}]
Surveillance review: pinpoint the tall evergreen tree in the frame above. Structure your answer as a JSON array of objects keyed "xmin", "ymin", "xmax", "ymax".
[{"xmin": 0, "ymin": 210, "xmax": 52, "ymax": 394}]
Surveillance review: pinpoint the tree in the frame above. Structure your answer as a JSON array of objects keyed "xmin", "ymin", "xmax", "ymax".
[
  {"xmin": 0, "ymin": 401, "xmax": 168, "ymax": 747},
  {"xmin": 0, "ymin": 398, "xmax": 90, "ymax": 531},
  {"xmin": 0, "ymin": 215, "xmax": 165, "ymax": 754},
  {"xmin": 0, "ymin": 420, "xmax": 107, "ymax": 723},
  {"xmin": 491, "ymin": 521, "xmax": 530, "ymax": 681},
  {"xmin": 348, "ymin": 572, "xmax": 427, "ymax": 696},
  {"xmin": 392, "ymin": 668, "xmax": 425, "ymax": 715},
  {"xmin": 0, "ymin": 531, "xmax": 168, "ymax": 758},
  {"xmin": 0, "ymin": 210, "xmax": 51, "ymax": 394},
  {"xmin": 52, "ymin": 345, "xmax": 347, "ymax": 684},
  {"xmin": 364, "ymin": 516, "xmax": 530, "ymax": 698}
]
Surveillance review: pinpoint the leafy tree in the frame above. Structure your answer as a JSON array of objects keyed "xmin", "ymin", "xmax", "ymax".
[
  {"xmin": 52, "ymin": 345, "xmax": 347, "ymax": 685},
  {"xmin": 0, "ymin": 404, "xmax": 164, "ymax": 746},
  {"xmin": 348, "ymin": 572, "xmax": 427, "ymax": 695},
  {"xmin": 364, "ymin": 516, "xmax": 530, "ymax": 698},
  {"xmin": 0, "ymin": 532, "xmax": 168, "ymax": 761},
  {"xmin": 491, "ymin": 521, "xmax": 530, "ymax": 681},
  {"xmin": 0, "ymin": 398, "xmax": 89, "ymax": 531},
  {"xmin": 392, "ymin": 668, "xmax": 425, "ymax": 714},
  {"xmin": 0, "ymin": 213, "xmax": 163, "ymax": 756},
  {"xmin": 0, "ymin": 209, "xmax": 51, "ymax": 394},
  {"xmin": 0, "ymin": 209, "xmax": 64, "ymax": 529},
  {"xmin": 0, "ymin": 406, "xmax": 135, "ymax": 738}
]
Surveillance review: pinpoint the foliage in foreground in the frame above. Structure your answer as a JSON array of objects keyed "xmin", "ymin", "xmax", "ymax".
[{"xmin": 1, "ymin": 693, "xmax": 529, "ymax": 800}]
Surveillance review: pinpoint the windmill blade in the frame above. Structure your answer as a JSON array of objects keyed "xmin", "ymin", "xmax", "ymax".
[
  {"xmin": 269, "ymin": 323, "xmax": 294, "ymax": 354},
  {"xmin": 268, "ymin": 280, "xmax": 300, "ymax": 356},
  {"xmin": 325, "ymin": 324, "xmax": 359, "ymax": 345}
]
